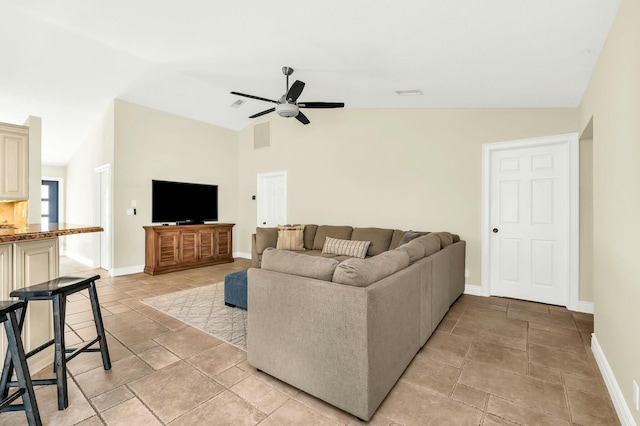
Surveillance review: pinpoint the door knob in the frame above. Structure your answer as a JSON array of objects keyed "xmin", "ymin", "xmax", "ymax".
[{"xmin": 492, "ymin": 228, "xmax": 499, "ymax": 233}]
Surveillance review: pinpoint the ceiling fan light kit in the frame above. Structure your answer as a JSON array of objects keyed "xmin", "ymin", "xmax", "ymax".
[
  {"xmin": 276, "ymin": 103, "xmax": 299, "ymax": 118},
  {"xmin": 231, "ymin": 66, "xmax": 344, "ymax": 125}
]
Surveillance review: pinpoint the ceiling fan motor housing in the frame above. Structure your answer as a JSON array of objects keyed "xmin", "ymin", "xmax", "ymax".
[{"xmin": 276, "ymin": 102, "xmax": 299, "ymax": 118}]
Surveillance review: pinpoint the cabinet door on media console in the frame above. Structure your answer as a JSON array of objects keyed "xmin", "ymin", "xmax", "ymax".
[
  {"xmin": 155, "ymin": 230, "xmax": 180, "ymax": 267},
  {"xmin": 216, "ymin": 227, "xmax": 233, "ymax": 259},
  {"xmin": 179, "ymin": 230, "xmax": 198, "ymax": 263},
  {"xmin": 198, "ymin": 229, "xmax": 216, "ymax": 261}
]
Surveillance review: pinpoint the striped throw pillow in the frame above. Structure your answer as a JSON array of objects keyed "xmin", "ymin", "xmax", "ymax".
[
  {"xmin": 276, "ymin": 225, "xmax": 305, "ymax": 251},
  {"xmin": 322, "ymin": 237, "xmax": 370, "ymax": 259}
]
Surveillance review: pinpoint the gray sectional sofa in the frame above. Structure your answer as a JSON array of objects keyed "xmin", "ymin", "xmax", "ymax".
[{"xmin": 247, "ymin": 225, "xmax": 465, "ymax": 421}]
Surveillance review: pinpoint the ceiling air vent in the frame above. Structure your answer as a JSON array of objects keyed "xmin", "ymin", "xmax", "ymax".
[
  {"xmin": 254, "ymin": 122, "xmax": 270, "ymax": 149},
  {"xmin": 394, "ymin": 89, "xmax": 423, "ymax": 96}
]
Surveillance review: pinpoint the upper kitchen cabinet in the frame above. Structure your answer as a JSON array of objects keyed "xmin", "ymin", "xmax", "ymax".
[{"xmin": 0, "ymin": 123, "xmax": 29, "ymax": 201}]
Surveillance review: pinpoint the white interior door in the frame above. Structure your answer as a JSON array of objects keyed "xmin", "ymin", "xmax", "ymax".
[
  {"xmin": 488, "ymin": 138, "xmax": 571, "ymax": 305},
  {"xmin": 257, "ymin": 171, "xmax": 287, "ymax": 227}
]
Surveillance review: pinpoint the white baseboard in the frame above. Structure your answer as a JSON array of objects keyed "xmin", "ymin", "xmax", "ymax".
[
  {"xmin": 464, "ymin": 284, "xmax": 482, "ymax": 296},
  {"xmin": 591, "ymin": 334, "xmax": 636, "ymax": 426},
  {"xmin": 234, "ymin": 251, "xmax": 251, "ymax": 259},
  {"xmin": 111, "ymin": 265, "xmax": 144, "ymax": 277},
  {"xmin": 63, "ymin": 251, "xmax": 95, "ymax": 268},
  {"xmin": 577, "ymin": 301, "xmax": 595, "ymax": 314}
]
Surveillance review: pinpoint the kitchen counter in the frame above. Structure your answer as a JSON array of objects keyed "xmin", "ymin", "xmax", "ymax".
[{"xmin": 0, "ymin": 223, "xmax": 103, "ymax": 243}]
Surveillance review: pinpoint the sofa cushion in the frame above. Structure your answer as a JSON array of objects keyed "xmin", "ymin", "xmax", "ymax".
[
  {"xmin": 304, "ymin": 225, "xmax": 319, "ymax": 250},
  {"xmin": 434, "ymin": 232, "xmax": 454, "ymax": 247},
  {"xmin": 256, "ymin": 227, "xmax": 278, "ymax": 254},
  {"xmin": 395, "ymin": 240, "xmax": 426, "ymax": 263},
  {"xmin": 412, "ymin": 234, "xmax": 441, "ymax": 256},
  {"xmin": 313, "ymin": 226, "xmax": 353, "ymax": 250},
  {"xmin": 351, "ymin": 227, "xmax": 394, "ymax": 256},
  {"xmin": 322, "ymin": 237, "xmax": 370, "ymax": 259},
  {"xmin": 452, "ymin": 234, "xmax": 461, "ymax": 243},
  {"xmin": 388, "ymin": 230, "xmax": 407, "ymax": 250},
  {"xmin": 276, "ymin": 225, "xmax": 305, "ymax": 251},
  {"xmin": 398, "ymin": 230, "xmax": 429, "ymax": 246},
  {"xmin": 332, "ymin": 250, "xmax": 410, "ymax": 287},
  {"xmin": 261, "ymin": 248, "xmax": 339, "ymax": 281}
]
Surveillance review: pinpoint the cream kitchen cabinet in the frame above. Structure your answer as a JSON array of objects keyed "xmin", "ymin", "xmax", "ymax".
[
  {"xmin": 0, "ymin": 122, "xmax": 29, "ymax": 201},
  {"xmin": 0, "ymin": 238, "xmax": 58, "ymax": 372}
]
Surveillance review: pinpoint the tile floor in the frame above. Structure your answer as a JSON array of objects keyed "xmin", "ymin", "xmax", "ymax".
[{"xmin": 0, "ymin": 257, "xmax": 619, "ymax": 425}]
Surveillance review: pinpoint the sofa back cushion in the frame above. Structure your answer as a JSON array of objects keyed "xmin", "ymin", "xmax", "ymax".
[
  {"xmin": 388, "ymin": 230, "xmax": 407, "ymax": 250},
  {"xmin": 411, "ymin": 234, "xmax": 441, "ymax": 257},
  {"xmin": 433, "ymin": 232, "xmax": 454, "ymax": 247},
  {"xmin": 313, "ymin": 225, "xmax": 354, "ymax": 250},
  {"xmin": 332, "ymin": 250, "xmax": 410, "ymax": 287},
  {"xmin": 395, "ymin": 240, "xmax": 426, "ymax": 263},
  {"xmin": 261, "ymin": 248, "xmax": 339, "ymax": 281},
  {"xmin": 398, "ymin": 230, "xmax": 429, "ymax": 246},
  {"xmin": 303, "ymin": 225, "xmax": 319, "ymax": 250},
  {"xmin": 351, "ymin": 227, "xmax": 394, "ymax": 256},
  {"xmin": 256, "ymin": 227, "xmax": 278, "ymax": 255}
]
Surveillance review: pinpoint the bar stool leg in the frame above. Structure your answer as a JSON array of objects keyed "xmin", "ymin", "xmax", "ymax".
[
  {"xmin": 52, "ymin": 294, "xmax": 68, "ymax": 410},
  {"xmin": 4, "ymin": 309, "xmax": 42, "ymax": 426},
  {"xmin": 0, "ymin": 302, "xmax": 27, "ymax": 401},
  {"xmin": 88, "ymin": 281, "xmax": 111, "ymax": 370}
]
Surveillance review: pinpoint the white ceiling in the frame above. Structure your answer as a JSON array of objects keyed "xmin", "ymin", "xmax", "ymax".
[{"xmin": 0, "ymin": 0, "xmax": 622, "ymax": 165}]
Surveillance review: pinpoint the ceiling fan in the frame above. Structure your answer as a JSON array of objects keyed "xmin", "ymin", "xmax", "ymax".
[{"xmin": 231, "ymin": 66, "xmax": 344, "ymax": 125}]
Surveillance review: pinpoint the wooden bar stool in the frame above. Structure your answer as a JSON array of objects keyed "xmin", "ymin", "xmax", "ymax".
[
  {"xmin": 0, "ymin": 275, "xmax": 110, "ymax": 411},
  {"xmin": 0, "ymin": 300, "xmax": 41, "ymax": 425}
]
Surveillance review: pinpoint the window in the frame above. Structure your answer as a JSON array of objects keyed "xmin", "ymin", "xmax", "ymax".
[{"xmin": 41, "ymin": 180, "xmax": 59, "ymax": 225}]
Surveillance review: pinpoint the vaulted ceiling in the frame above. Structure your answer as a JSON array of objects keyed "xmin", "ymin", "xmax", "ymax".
[{"xmin": 0, "ymin": 0, "xmax": 622, "ymax": 165}]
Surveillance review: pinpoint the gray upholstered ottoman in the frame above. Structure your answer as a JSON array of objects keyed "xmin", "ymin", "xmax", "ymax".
[{"xmin": 224, "ymin": 269, "xmax": 248, "ymax": 310}]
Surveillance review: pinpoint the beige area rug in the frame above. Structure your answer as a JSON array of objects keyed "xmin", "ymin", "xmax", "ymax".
[{"xmin": 142, "ymin": 282, "xmax": 247, "ymax": 350}]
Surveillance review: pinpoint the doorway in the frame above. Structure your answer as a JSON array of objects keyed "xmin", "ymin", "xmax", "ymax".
[
  {"xmin": 41, "ymin": 180, "xmax": 59, "ymax": 225},
  {"xmin": 481, "ymin": 134, "xmax": 579, "ymax": 308},
  {"xmin": 257, "ymin": 171, "xmax": 287, "ymax": 227}
]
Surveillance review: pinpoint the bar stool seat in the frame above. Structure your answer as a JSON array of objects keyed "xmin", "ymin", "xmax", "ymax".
[
  {"xmin": 1, "ymin": 275, "xmax": 110, "ymax": 411},
  {"xmin": 0, "ymin": 300, "xmax": 41, "ymax": 425}
]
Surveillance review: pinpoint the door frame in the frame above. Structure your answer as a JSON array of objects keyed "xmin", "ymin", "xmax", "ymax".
[
  {"xmin": 481, "ymin": 133, "xmax": 580, "ymax": 310},
  {"xmin": 93, "ymin": 164, "xmax": 112, "ymax": 271},
  {"xmin": 256, "ymin": 170, "xmax": 288, "ymax": 227}
]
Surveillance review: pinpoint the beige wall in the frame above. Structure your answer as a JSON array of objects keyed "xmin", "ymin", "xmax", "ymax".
[
  {"xmin": 112, "ymin": 100, "xmax": 239, "ymax": 271},
  {"xmin": 42, "ymin": 165, "xmax": 66, "ymax": 179},
  {"xmin": 579, "ymin": 0, "xmax": 640, "ymax": 421},
  {"xmin": 237, "ymin": 108, "xmax": 579, "ymax": 289},
  {"xmin": 24, "ymin": 116, "xmax": 41, "ymax": 224},
  {"xmin": 65, "ymin": 103, "xmax": 115, "ymax": 263}
]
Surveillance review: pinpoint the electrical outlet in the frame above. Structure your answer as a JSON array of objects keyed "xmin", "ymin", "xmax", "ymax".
[
  {"xmin": 464, "ymin": 269, "xmax": 470, "ymax": 278},
  {"xmin": 126, "ymin": 208, "xmax": 134, "ymax": 216},
  {"xmin": 633, "ymin": 380, "xmax": 639, "ymax": 411}
]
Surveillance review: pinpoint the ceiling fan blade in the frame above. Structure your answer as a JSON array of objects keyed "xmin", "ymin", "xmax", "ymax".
[
  {"xmin": 286, "ymin": 80, "xmax": 305, "ymax": 102},
  {"xmin": 231, "ymin": 91, "xmax": 278, "ymax": 104},
  {"xmin": 249, "ymin": 108, "xmax": 275, "ymax": 119},
  {"xmin": 295, "ymin": 111, "xmax": 310, "ymax": 125},
  {"xmin": 298, "ymin": 102, "xmax": 344, "ymax": 109}
]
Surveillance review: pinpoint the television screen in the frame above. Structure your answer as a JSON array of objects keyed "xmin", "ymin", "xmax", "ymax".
[{"xmin": 152, "ymin": 179, "xmax": 218, "ymax": 224}]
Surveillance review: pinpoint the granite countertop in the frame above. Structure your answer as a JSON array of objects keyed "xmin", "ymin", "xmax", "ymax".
[{"xmin": 0, "ymin": 223, "xmax": 103, "ymax": 243}]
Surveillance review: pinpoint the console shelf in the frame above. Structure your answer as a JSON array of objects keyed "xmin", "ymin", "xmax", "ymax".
[{"xmin": 143, "ymin": 223, "xmax": 234, "ymax": 275}]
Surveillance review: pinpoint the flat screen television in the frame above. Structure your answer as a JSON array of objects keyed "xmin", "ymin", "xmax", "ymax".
[{"xmin": 152, "ymin": 179, "xmax": 218, "ymax": 224}]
